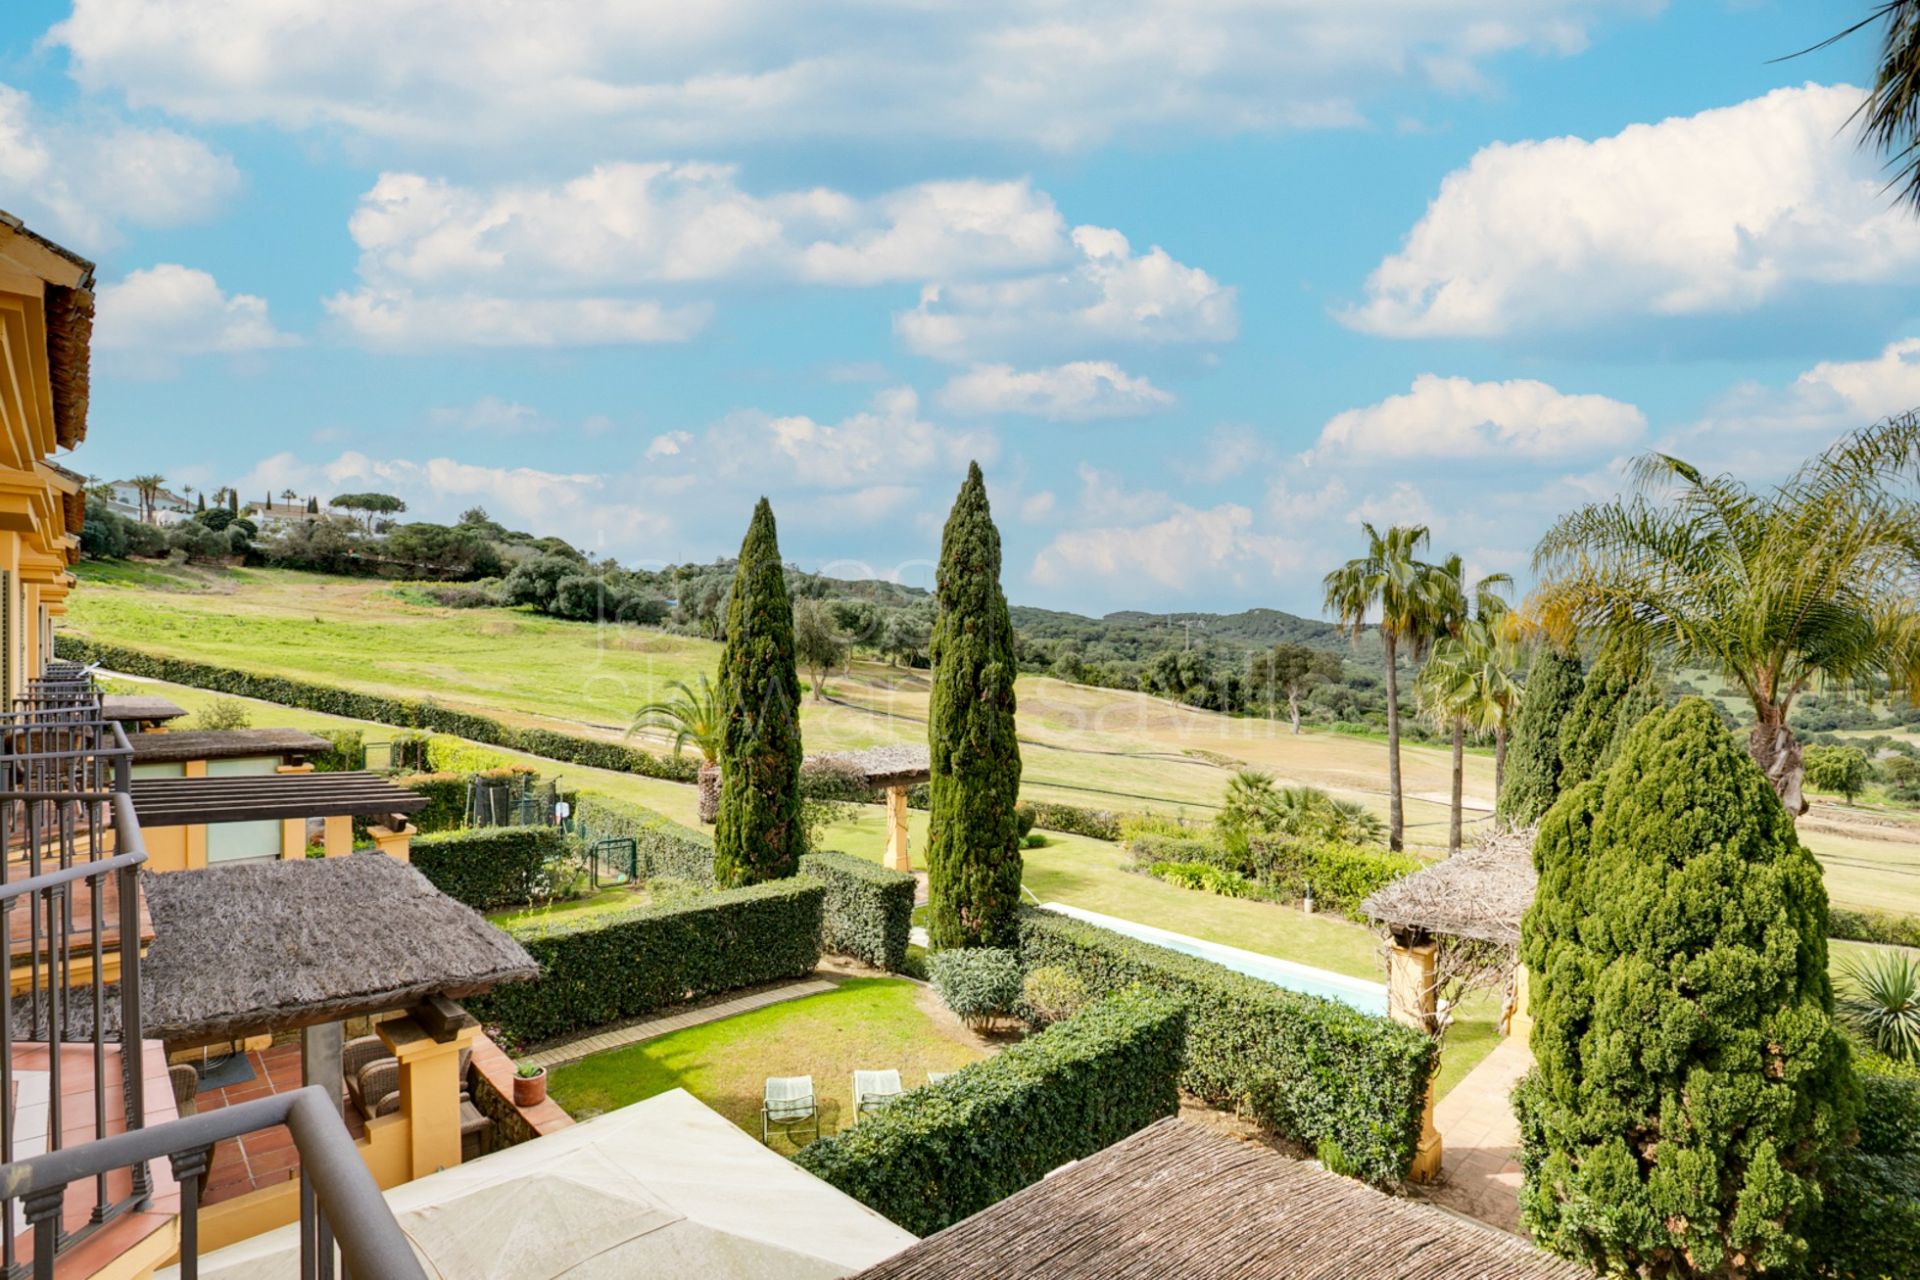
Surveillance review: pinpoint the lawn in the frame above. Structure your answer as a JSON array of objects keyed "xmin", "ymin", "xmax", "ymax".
[{"xmin": 546, "ymin": 977, "xmax": 985, "ymax": 1153}]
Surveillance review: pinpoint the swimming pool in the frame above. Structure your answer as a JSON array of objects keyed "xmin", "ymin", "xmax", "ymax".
[{"xmin": 1037, "ymin": 902, "xmax": 1391, "ymax": 1017}]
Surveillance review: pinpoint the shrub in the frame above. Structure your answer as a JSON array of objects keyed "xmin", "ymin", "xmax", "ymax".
[
  {"xmin": 1555, "ymin": 635, "xmax": 1660, "ymax": 793},
  {"xmin": 1021, "ymin": 965, "xmax": 1088, "ymax": 1026},
  {"xmin": 1284, "ymin": 841, "xmax": 1422, "ymax": 920},
  {"xmin": 1496, "ymin": 648, "xmax": 1582, "ymax": 825},
  {"xmin": 1126, "ymin": 833, "xmax": 1227, "ymax": 870},
  {"xmin": 1836, "ymin": 947, "xmax": 1920, "ymax": 1064},
  {"xmin": 1830, "ymin": 906, "xmax": 1920, "ymax": 949},
  {"xmin": 1018, "ymin": 908, "xmax": 1433, "ymax": 1184},
  {"xmin": 794, "ymin": 987, "xmax": 1185, "ymax": 1234},
  {"xmin": 930, "ymin": 947, "xmax": 1024, "ymax": 1031},
  {"xmin": 1149, "ymin": 860, "xmax": 1257, "ymax": 898},
  {"xmin": 1013, "ymin": 799, "xmax": 1120, "ymax": 841},
  {"xmin": 52, "ymin": 637, "xmax": 700, "ymax": 784},
  {"xmin": 571, "ymin": 793, "xmax": 715, "ymax": 885},
  {"xmin": 391, "ymin": 771, "xmax": 475, "ymax": 833},
  {"xmin": 801, "ymin": 851, "xmax": 914, "ymax": 971},
  {"xmin": 1805, "ymin": 743, "xmax": 1871, "ymax": 804},
  {"xmin": 309, "ymin": 729, "xmax": 365, "ymax": 773},
  {"xmin": 411, "ymin": 825, "xmax": 571, "ymax": 911},
  {"xmin": 1808, "ymin": 1071, "xmax": 1920, "ymax": 1280},
  {"xmin": 1517, "ymin": 699, "xmax": 1855, "ymax": 1276},
  {"xmin": 467, "ymin": 877, "xmax": 824, "ymax": 1046},
  {"xmin": 193, "ymin": 696, "xmax": 251, "ymax": 731}
]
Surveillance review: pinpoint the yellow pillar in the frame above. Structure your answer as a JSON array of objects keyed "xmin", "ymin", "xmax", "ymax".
[
  {"xmin": 883, "ymin": 785, "xmax": 911, "ymax": 873},
  {"xmin": 1504, "ymin": 964, "xmax": 1534, "ymax": 1042},
  {"xmin": 368, "ymin": 822, "xmax": 416, "ymax": 862},
  {"xmin": 322, "ymin": 815, "xmax": 353, "ymax": 856},
  {"xmin": 377, "ymin": 1013, "xmax": 477, "ymax": 1180},
  {"xmin": 1386, "ymin": 932, "xmax": 1443, "ymax": 1182}
]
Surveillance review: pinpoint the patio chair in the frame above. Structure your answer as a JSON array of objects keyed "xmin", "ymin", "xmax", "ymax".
[
  {"xmin": 853, "ymin": 1069, "xmax": 903, "ymax": 1120},
  {"xmin": 762, "ymin": 1076, "xmax": 820, "ymax": 1146},
  {"xmin": 344, "ymin": 1035, "xmax": 399, "ymax": 1123}
]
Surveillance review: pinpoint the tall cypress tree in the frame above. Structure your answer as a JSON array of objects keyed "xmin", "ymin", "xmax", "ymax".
[
  {"xmin": 1495, "ymin": 648, "xmax": 1583, "ymax": 826},
  {"xmin": 927, "ymin": 462, "xmax": 1023, "ymax": 949},
  {"xmin": 713, "ymin": 498, "xmax": 804, "ymax": 886},
  {"xmin": 1557, "ymin": 635, "xmax": 1662, "ymax": 794}
]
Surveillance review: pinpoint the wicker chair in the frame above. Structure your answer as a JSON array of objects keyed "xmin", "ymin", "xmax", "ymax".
[
  {"xmin": 343, "ymin": 1035, "xmax": 399, "ymax": 1122},
  {"xmin": 168, "ymin": 1064, "xmax": 200, "ymax": 1118}
]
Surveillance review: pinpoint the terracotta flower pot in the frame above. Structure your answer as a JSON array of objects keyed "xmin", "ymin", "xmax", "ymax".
[{"xmin": 513, "ymin": 1066, "xmax": 547, "ymax": 1107}]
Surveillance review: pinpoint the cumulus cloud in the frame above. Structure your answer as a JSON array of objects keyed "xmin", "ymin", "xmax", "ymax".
[
  {"xmin": 53, "ymin": 0, "xmax": 1648, "ymax": 152},
  {"xmin": 427, "ymin": 397, "xmax": 546, "ymax": 434},
  {"xmin": 1031, "ymin": 502, "xmax": 1302, "ymax": 592},
  {"xmin": 645, "ymin": 430, "xmax": 694, "ymax": 460},
  {"xmin": 707, "ymin": 387, "xmax": 996, "ymax": 489},
  {"xmin": 1314, "ymin": 373, "xmax": 1644, "ymax": 459},
  {"xmin": 94, "ymin": 265, "xmax": 296, "ymax": 366},
  {"xmin": 323, "ymin": 287, "xmax": 710, "ymax": 349},
  {"xmin": 1664, "ymin": 336, "xmax": 1920, "ymax": 466},
  {"xmin": 937, "ymin": 361, "xmax": 1173, "ymax": 420},
  {"xmin": 898, "ymin": 227, "xmax": 1235, "ymax": 362},
  {"xmin": 346, "ymin": 166, "xmax": 1067, "ymax": 289},
  {"xmin": 1346, "ymin": 84, "xmax": 1920, "ymax": 337},
  {"xmin": 0, "ymin": 82, "xmax": 239, "ymax": 246}
]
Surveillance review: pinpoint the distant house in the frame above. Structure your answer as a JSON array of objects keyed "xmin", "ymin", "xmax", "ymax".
[
  {"xmin": 103, "ymin": 478, "xmax": 193, "ymax": 526},
  {"xmin": 249, "ymin": 498, "xmax": 321, "ymax": 529}
]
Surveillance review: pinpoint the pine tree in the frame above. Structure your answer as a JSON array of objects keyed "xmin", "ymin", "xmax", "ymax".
[
  {"xmin": 713, "ymin": 498, "xmax": 805, "ymax": 886},
  {"xmin": 1516, "ymin": 699, "xmax": 1855, "ymax": 1278},
  {"xmin": 1494, "ymin": 648, "xmax": 1583, "ymax": 826},
  {"xmin": 926, "ymin": 462, "xmax": 1023, "ymax": 949},
  {"xmin": 1557, "ymin": 635, "xmax": 1662, "ymax": 794}
]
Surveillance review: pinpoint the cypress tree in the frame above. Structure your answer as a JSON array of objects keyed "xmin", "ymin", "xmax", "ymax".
[
  {"xmin": 713, "ymin": 498, "xmax": 805, "ymax": 886},
  {"xmin": 1495, "ymin": 648, "xmax": 1582, "ymax": 826},
  {"xmin": 1516, "ymin": 699, "xmax": 1855, "ymax": 1277},
  {"xmin": 1557, "ymin": 634, "xmax": 1662, "ymax": 794},
  {"xmin": 926, "ymin": 462, "xmax": 1023, "ymax": 949}
]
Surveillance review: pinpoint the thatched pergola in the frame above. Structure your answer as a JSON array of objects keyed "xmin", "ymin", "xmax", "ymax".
[
  {"xmin": 127, "ymin": 727, "xmax": 331, "ymax": 766},
  {"xmin": 1362, "ymin": 826, "xmax": 1536, "ymax": 947},
  {"xmin": 808, "ymin": 745, "xmax": 930, "ymax": 873},
  {"xmin": 849, "ymin": 1117, "xmax": 1585, "ymax": 1279},
  {"xmin": 99, "ymin": 693, "xmax": 188, "ymax": 729}
]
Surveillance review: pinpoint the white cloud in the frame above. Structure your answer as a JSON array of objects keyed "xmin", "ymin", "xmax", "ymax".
[
  {"xmin": 1031, "ymin": 502, "xmax": 1302, "ymax": 591},
  {"xmin": 323, "ymin": 287, "xmax": 710, "ymax": 349},
  {"xmin": 1073, "ymin": 463, "xmax": 1173, "ymax": 522},
  {"xmin": 1315, "ymin": 373, "xmax": 1644, "ymax": 459},
  {"xmin": 1347, "ymin": 481, "xmax": 1442, "ymax": 532},
  {"xmin": 94, "ymin": 264, "xmax": 296, "ymax": 363},
  {"xmin": 0, "ymin": 82, "xmax": 239, "ymax": 246},
  {"xmin": 1665, "ymin": 336, "xmax": 1920, "ymax": 468},
  {"xmin": 54, "ymin": 0, "xmax": 1650, "ymax": 153},
  {"xmin": 1020, "ymin": 490, "xmax": 1057, "ymax": 522},
  {"xmin": 346, "ymin": 166, "xmax": 1066, "ymax": 289},
  {"xmin": 898, "ymin": 226, "xmax": 1236, "ymax": 362},
  {"xmin": 645, "ymin": 430, "xmax": 694, "ymax": 460},
  {"xmin": 1178, "ymin": 425, "xmax": 1269, "ymax": 483},
  {"xmin": 708, "ymin": 387, "xmax": 996, "ymax": 489},
  {"xmin": 1346, "ymin": 84, "xmax": 1920, "ymax": 337},
  {"xmin": 937, "ymin": 361, "xmax": 1173, "ymax": 420},
  {"xmin": 428, "ymin": 397, "xmax": 546, "ymax": 434}
]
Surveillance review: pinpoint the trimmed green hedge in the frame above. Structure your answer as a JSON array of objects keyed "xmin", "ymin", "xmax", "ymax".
[
  {"xmin": 1830, "ymin": 905, "xmax": 1920, "ymax": 949},
  {"xmin": 56, "ymin": 636, "xmax": 699, "ymax": 783},
  {"xmin": 1016, "ymin": 800, "xmax": 1121, "ymax": 841},
  {"xmin": 1017, "ymin": 908, "xmax": 1433, "ymax": 1184},
  {"xmin": 411, "ymin": 825, "xmax": 570, "ymax": 911},
  {"xmin": 794, "ymin": 987, "xmax": 1184, "ymax": 1234},
  {"xmin": 800, "ymin": 851, "xmax": 914, "ymax": 971},
  {"xmin": 1810, "ymin": 1070, "xmax": 1920, "ymax": 1280},
  {"xmin": 467, "ymin": 877, "xmax": 824, "ymax": 1047},
  {"xmin": 571, "ymin": 793, "xmax": 715, "ymax": 885}
]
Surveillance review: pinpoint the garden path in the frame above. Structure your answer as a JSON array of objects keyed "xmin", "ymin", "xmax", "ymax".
[{"xmin": 1421, "ymin": 1034, "xmax": 1530, "ymax": 1232}]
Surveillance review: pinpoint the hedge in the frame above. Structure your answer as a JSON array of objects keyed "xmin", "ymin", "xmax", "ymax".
[
  {"xmin": 800, "ymin": 851, "xmax": 914, "ymax": 971},
  {"xmin": 794, "ymin": 987, "xmax": 1184, "ymax": 1234},
  {"xmin": 467, "ymin": 877, "xmax": 824, "ymax": 1047},
  {"xmin": 55, "ymin": 636, "xmax": 699, "ymax": 783},
  {"xmin": 1016, "ymin": 800, "xmax": 1122, "ymax": 841},
  {"xmin": 1809, "ymin": 1071, "xmax": 1920, "ymax": 1279},
  {"xmin": 571, "ymin": 793, "xmax": 716, "ymax": 885},
  {"xmin": 411, "ymin": 825, "xmax": 570, "ymax": 911},
  {"xmin": 1017, "ymin": 908, "xmax": 1434, "ymax": 1184},
  {"xmin": 1829, "ymin": 905, "xmax": 1920, "ymax": 949}
]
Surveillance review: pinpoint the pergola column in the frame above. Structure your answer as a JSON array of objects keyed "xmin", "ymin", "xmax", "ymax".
[
  {"xmin": 376, "ymin": 999, "xmax": 478, "ymax": 1179},
  {"xmin": 1386, "ymin": 928, "xmax": 1443, "ymax": 1183},
  {"xmin": 1504, "ymin": 964, "xmax": 1534, "ymax": 1041},
  {"xmin": 300, "ymin": 1020, "xmax": 344, "ymax": 1120},
  {"xmin": 368, "ymin": 821, "xmax": 416, "ymax": 862},
  {"xmin": 883, "ymin": 785, "xmax": 912, "ymax": 873}
]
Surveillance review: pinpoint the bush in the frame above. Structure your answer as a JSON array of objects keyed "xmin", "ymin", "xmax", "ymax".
[
  {"xmin": 1149, "ymin": 860, "xmax": 1257, "ymax": 898},
  {"xmin": 1835, "ymin": 947, "xmax": 1920, "ymax": 1064},
  {"xmin": 1018, "ymin": 908, "xmax": 1433, "ymax": 1184},
  {"xmin": 309, "ymin": 729, "xmax": 365, "ymax": 773},
  {"xmin": 1013, "ymin": 799, "xmax": 1121, "ymax": 841},
  {"xmin": 571, "ymin": 793, "xmax": 715, "ymax": 885},
  {"xmin": 193, "ymin": 696, "xmax": 251, "ymax": 731},
  {"xmin": 51, "ymin": 637, "xmax": 700, "ymax": 784},
  {"xmin": 1126, "ymin": 833, "xmax": 1227, "ymax": 869},
  {"xmin": 794, "ymin": 987, "xmax": 1185, "ymax": 1234},
  {"xmin": 411, "ymin": 825, "xmax": 571, "ymax": 911},
  {"xmin": 931, "ymin": 947, "xmax": 1024, "ymax": 1030},
  {"xmin": 801, "ymin": 851, "xmax": 914, "ymax": 971},
  {"xmin": 1805, "ymin": 743, "xmax": 1870, "ymax": 803},
  {"xmin": 1830, "ymin": 906, "xmax": 1920, "ymax": 949},
  {"xmin": 1281, "ymin": 841, "xmax": 1422, "ymax": 920},
  {"xmin": 1021, "ymin": 965, "xmax": 1088, "ymax": 1026},
  {"xmin": 467, "ymin": 877, "xmax": 825, "ymax": 1047},
  {"xmin": 1809, "ymin": 1072, "xmax": 1920, "ymax": 1280},
  {"xmin": 1497, "ymin": 649, "xmax": 1583, "ymax": 826}
]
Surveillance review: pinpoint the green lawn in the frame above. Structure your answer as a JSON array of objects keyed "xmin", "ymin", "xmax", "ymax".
[{"xmin": 546, "ymin": 977, "xmax": 985, "ymax": 1153}]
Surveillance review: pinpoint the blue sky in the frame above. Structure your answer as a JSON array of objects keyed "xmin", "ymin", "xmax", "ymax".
[{"xmin": 5, "ymin": 0, "xmax": 1914, "ymax": 615}]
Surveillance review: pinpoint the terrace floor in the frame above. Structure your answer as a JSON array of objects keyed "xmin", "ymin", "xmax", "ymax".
[
  {"xmin": 1423, "ymin": 1033, "xmax": 1531, "ymax": 1232},
  {"xmin": 192, "ymin": 1043, "xmax": 366, "ymax": 1205}
]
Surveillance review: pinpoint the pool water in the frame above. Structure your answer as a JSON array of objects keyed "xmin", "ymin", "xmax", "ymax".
[{"xmin": 1038, "ymin": 902, "xmax": 1391, "ymax": 1017}]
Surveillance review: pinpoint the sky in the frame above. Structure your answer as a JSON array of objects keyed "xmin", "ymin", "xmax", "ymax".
[{"xmin": 5, "ymin": 0, "xmax": 1916, "ymax": 616}]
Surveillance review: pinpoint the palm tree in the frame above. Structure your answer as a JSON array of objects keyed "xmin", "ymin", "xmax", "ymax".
[
  {"xmin": 128, "ymin": 474, "xmax": 166, "ymax": 525},
  {"xmin": 1799, "ymin": 4, "xmax": 1920, "ymax": 213},
  {"xmin": 628, "ymin": 675, "xmax": 724, "ymax": 824},
  {"xmin": 1531, "ymin": 424, "xmax": 1920, "ymax": 816},
  {"xmin": 1417, "ymin": 562, "xmax": 1512, "ymax": 855},
  {"xmin": 1324, "ymin": 524, "xmax": 1450, "ymax": 851}
]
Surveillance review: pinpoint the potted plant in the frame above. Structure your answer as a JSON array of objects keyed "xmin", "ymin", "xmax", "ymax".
[{"xmin": 513, "ymin": 1063, "xmax": 547, "ymax": 1106}]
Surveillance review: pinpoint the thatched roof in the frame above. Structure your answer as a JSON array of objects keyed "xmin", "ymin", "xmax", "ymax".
[
  {"xmin": 44, "ymin": 284, "xmax": 93, "ymax": 449},
  {"xmin": 1362, "ymin": 827, "xmax": 1537, "ymax": 944},
  {"xmin": 807, "ymin": 745, "xmax": 930, "ymax": 788},
  {"xmin": 850, "ymin": 1118, "xmax": 1581, "ymax": 1280},
  {"xmin": 139, "ymin": 855, "xmax": 537, "ymax": 1045},
  {"xmin": 129, "ymin": 727, "xmax": 331, "ymax": 764},
  {"xmin": 100, "ymin": 694, "xmax": 189, "ymax": 724}
]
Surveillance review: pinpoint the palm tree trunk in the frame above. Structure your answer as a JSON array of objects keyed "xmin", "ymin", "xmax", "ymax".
[
  {"xmin": 1749, "ymin": 703, "xmax": 1808, "ymax": 817},
  {"xmin": 1287, "ymin": 687, "xmax": 1302, "ymax": 735},
  {"xmin": 1383, "ymin": 633, "xmax": 1404, "ymax": 851},
  {"xmin": 697, "ymin": 759, "xmax": 721, "ymax": 824},
  {"xmin": 1494, "ymin": 723, "xmax": 1507, "ymax": 801},
  {"xmin": 1449, "ymin": 718, "xmax": 1464, "ymax": 855}
]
